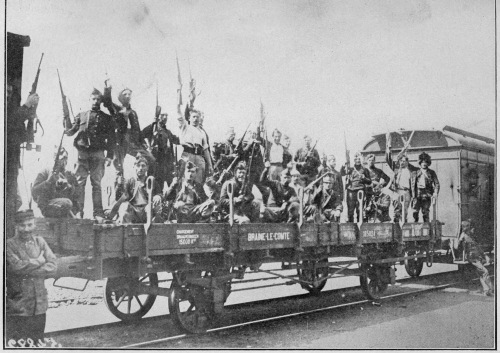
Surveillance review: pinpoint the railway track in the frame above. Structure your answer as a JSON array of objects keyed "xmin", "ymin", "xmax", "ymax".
[{"xmin": 49, "ymin": 266, "xmax": 490, "ymax": 348}]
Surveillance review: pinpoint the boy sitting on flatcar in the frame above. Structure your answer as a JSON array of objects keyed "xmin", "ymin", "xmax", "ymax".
[
  {"xmin": 165, "ymin": 161, "xmax": 215, "ymax": 223},
  {"xmin": 305, "ymin": 173, "xmax": 343, "ymax": 223},
  {"xmin": 106, "ymin": 154, "xmax": 163, "ymax": 223}
]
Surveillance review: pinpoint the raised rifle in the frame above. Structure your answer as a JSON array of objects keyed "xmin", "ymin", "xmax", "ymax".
[
  {"xmin": 215, "ymin": 123, "xmax": 252, "ymax": 185},
  {"xmin": 26, "ymin": 53, "xmax": 45, "ymax": 144},
  {"xmin": 344, "ymin": 131, "xmax": 351, "ymax": 187},
  {"xmin": 187, "ymin": 57, "xmax": 200, "ymax": 108},
  {"xmin": 53, "ymin": 69, "xmax": 69, "ymax": 173},
  {"xmin": 304, "ymin": 139, "xmax": 319, "ymax": 161},
  {"xmin": 240, "ymin": 142, "xmax": 256, "ymax": 196},
  {"xmin": 176, "ymin": 52, "xmax": 183, "ymax": 117}
]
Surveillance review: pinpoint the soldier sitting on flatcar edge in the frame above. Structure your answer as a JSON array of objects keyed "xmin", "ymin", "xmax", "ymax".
[
  {"xmin": 305, "ymin": 173, "xmax": 344, "ymax": 223},
  {"xmin": 259, "ymin": 162, "xmax": 300, "ymax": 223},
  {"xmin": 364, "ymin": 183, "xmax": 391, "ymax": 223},
  {"xmin": 106, "ymin": 154, "xmax": 163, "ymax": 223},
  {"xmin": 166, "ymin": 161, "xmax": 215, "ymax": 223},
  {"xmin": 220, "ymin": 161, "xmax": 261, "ymax": 224}
]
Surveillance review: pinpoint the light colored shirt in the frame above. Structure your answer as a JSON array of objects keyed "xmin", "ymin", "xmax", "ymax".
[
  {"xmin": 417, "ymin": 171, "xmax": 428, "ymax": 189},
  {"xmin": 269, "ymin": 143, "xmax": 284, "ymax": 163},
  {"xmin": 396, "ymin": 167, "xmax": 411, "ymax": 189},
  {"xmin": 178, "ymin": 117, "xmax": 208, "ymax": 149}
]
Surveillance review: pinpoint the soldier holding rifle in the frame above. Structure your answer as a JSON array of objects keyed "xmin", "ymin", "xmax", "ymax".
[
  {"xmin": 294, "ymin": 135, "xmax": 321, "ymax": 185},
  {"xmin": 220, "ymin": 161, "xmax": 261, "ymax": 224},
  {"xmin": 341, "ymin": 151, "xmax": 371, "ymax": 223}
]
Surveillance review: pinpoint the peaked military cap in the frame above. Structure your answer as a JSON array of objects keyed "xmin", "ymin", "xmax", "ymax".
[{"xmin": 15, "ymin": 209, "xmax": 35, "ymax": 223}]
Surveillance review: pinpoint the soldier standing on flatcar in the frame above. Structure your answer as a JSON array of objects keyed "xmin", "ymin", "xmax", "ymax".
[
  {"xmin": 32, "ymin": 147, "xmax": 79, "ymax": 218},
  {"xmin": 166, "ymin": 161, "xmax": 215, "ymax": 223},
  {"xmin": 106, "ymin": 155, "xmax": 163, "ymax": 223},
  {"xmin": 294, "ymin": 135, "xmax": 321, "ymax": 185},
  {"xmin": 177, "ymin": 109, "xmax": 213, "ymax": 184},
  {"xmin": 266, "ymin": 128, "xmax": 285, "ymax": 181},
  {"xmin": 282, "ymin": 135, "xmax": 293, "ymax": 168},
  {"xmin": 259, "ymin": 162, "xmax": 300, "ymax": 223},
  {"xmin": 386, "ymin": 135, "xmax": 418, "ymax": 223},
  {"xmin": 64, "ymin": 88, "xmax": 115, "ymax": 221},
  {"xmin": 6, "ymin": 210, "xmax": 57, "ymax": 343},
  {"xmin": 142, "ymin": 113, "xmax": 180, "ymax": 191},
  {"xmin": 341, "ymin": 152, "xmax": 371, "ymax": 223},
  {"xmin": 411, "ymin": 152, "xmax": 440, "ymax": 222},
  {"xmin": 455, "ymin": 220, "xmax": 494, "ymax": 296},
  {"xmin": 103, "ymin": 85, "xmax": 154, "ymax": 199},
  {"xmin": 220, "ymin": 161, "xmax": 260, "ymax": 223}
]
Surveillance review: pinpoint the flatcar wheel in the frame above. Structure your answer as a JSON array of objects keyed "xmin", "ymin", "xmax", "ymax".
[
  {"xmin": 169, "ymin": 274, "xmax": 216, "ymax": 334},
  {"xmin": 297, "ymin": 259, "xmax": 329, "ymax": 295},
  {"xmin": 359, "ymin": 264, "xmax": 388, "ymax": 300},
  {"xmin": 104, "ymin": 273, "xmax": 159, "ymax": 321},
  {"xmin": 404, "ymin": 251, "xmax": 424, "ymax": 277}
]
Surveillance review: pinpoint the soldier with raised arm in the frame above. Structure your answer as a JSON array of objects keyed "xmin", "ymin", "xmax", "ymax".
[
  {"xmin": 294, "ymin": 135, "xmax": 321, "ymax": 185},
  {"xmin": 6, "ymin": 210, "xmax": 57, "ymax": 343},
  {"xmin": 177, "ymin": 109, "xmax": 213, "ymax": 184},
  {"xmin": 64, "ymin": 88, "xmax": 115, "ymax": 221}
]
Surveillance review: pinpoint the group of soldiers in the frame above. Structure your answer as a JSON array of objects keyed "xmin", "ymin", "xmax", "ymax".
[{"xmin": 13, "ymin": 79, "xmax": 440, "ymax": 226}]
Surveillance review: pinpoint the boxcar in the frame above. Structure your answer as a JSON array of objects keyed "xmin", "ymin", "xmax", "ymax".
[{"xmin": 361, "ymin": 125, "xmax": 495, "ymax": 248}]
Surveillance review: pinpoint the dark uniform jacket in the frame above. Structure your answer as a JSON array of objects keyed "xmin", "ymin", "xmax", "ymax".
[
  {"xmin": 32, "ymin": 168, "xmax": 78, "ymax": 212},
  {"xmin": 294, "ymin": 147, "xmax": 321, "ymax": 177},
  {"xmin": 260, "ymin": 168, "xmax": 298, "ymax": 207},
  {"xmin": 65, "ymin": 109, "xmax": 115, "ymax": 158},
  {"xmin": 166, "ymin": 180, "xmax": 208, "ymax": 205},
  {"xmin": 242, "ymin": 140, "xmax": 265, "ymax": 184},
  {"xmin": 411, "ymin": 168, "xmax": 440, "ymax": 197},
  {"xmin": 142, "ymin": 123, "xmax": 180, "ymax": 163},
  {"xmin": 219, "ymin": 178, "xmax": 255, "ymax": 211},
  {"xmin": 283, "ymin": 148, "xmax": 293, "ymax": 168},
  {"xmin": 317, "ymin": 166, "xmax": 344, "ymax": 201},
  {"xmin": 103, "ymin": 87, "xmax": 142, "ymax": 146},
  {"xmin": 340, "ymin": 164, "xmax": 371, "ymax": 191},
  {"xmin": 311, "ymin": 185, "xmax": 343, "ymax": 211},
  {"xmin": 367, "ymin": 165, "xmax": 390, "ymax": 187},
  {"xmin": 6, "ymin": 235, "xmax": 57, "ymax": 316},
  {"xmin": 121, "ymin": 175, "xmax": 163, "ymax": 204},
  {"xmin": 213, "ymin": 140, "xmax": 236, "ymax": 172}
]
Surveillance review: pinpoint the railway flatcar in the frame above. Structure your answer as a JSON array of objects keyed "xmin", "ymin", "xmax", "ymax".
[{"xmin": 33, "ymin": 125, "xmax": 493, "ymax": 334}]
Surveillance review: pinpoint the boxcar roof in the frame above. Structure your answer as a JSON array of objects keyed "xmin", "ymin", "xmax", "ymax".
[{"xmin": 362, "ymin": 125, "xmax": 495, "ymax": 156}]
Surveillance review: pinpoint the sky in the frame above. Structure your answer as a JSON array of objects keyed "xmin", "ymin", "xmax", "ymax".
[{"xmin": 4, "ymin": 0, "xmax": 496, "ymax": 212}]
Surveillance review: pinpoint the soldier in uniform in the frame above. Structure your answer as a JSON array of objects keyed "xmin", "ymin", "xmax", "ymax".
[
  {"xmin": 142, "ymin": 113, "xmax": 180, "ymax": 191},
  {"xmin": 294, "ymin": 135, "xmax": 321, "ymax": 185},
  {"xmin": 341, "ymin": 152, "xmax": 371, "ymax": 223},
  {"xmin": 32, "ymin": 147, "xmax": 78, "ymax": 218},
  {"xmin": 282, "ymin": 135, "xmax": 293, "ymax": 168},
  {"xmin": 317, "ymin": 154, "xmax": 343, "ymax": 203},
  {"xmin": 456, "ymin": 220, "xmax": 494, "ymax": 296},
  {"xmin": 177, "ymin": 109, "xmax": 213, "ymax": 184},
  {"xmin": 306, "ymin": 173, "xmax": 343, "ymax": 223},
  {"xmin": 364, "ymin": 183, "xmax": 392, "ymax": 223},
  {"xmin": 259, "ymin": 162, "xmax": 300, "ymax": 223},
  {"xmin": 166, "ymin": 161, "xmax": 215, "ymax": 223},
  {"xmin": 411, "ymin": 152, "xmax": 440, "ymax": 222},
  {"xmin": 220, "ymin": 161, "xmax": 260, "ymax": 223},
  {"xmin": 6, "ymin": 85, "xmax": 38, "ymax": 238},
  {"xmin": 64, "ymin": 88, "xmax": 115, "ymax": 220},
  {"xmin": 364, "ymin": 153, "xmax": 390, "ymax": 221},
  {"xmin": 6, "ymin": 210, "xmax": 57, "ymax": 343},
  {"xmin": 103, "ymin": 85, "xmax": 154, "ymax": 199},
  {"xmin": 106, "ymin": 155, "xmax": 163, "ymax": 223},
  {"xmin": 213, "ymin": 126, "xmax": 237, "ymax": 180}
]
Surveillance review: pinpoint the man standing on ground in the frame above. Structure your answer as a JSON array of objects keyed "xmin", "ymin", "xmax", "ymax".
[{"xmin": 6, "ymin": 210, "xmax": 57, "ymax": 343}]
